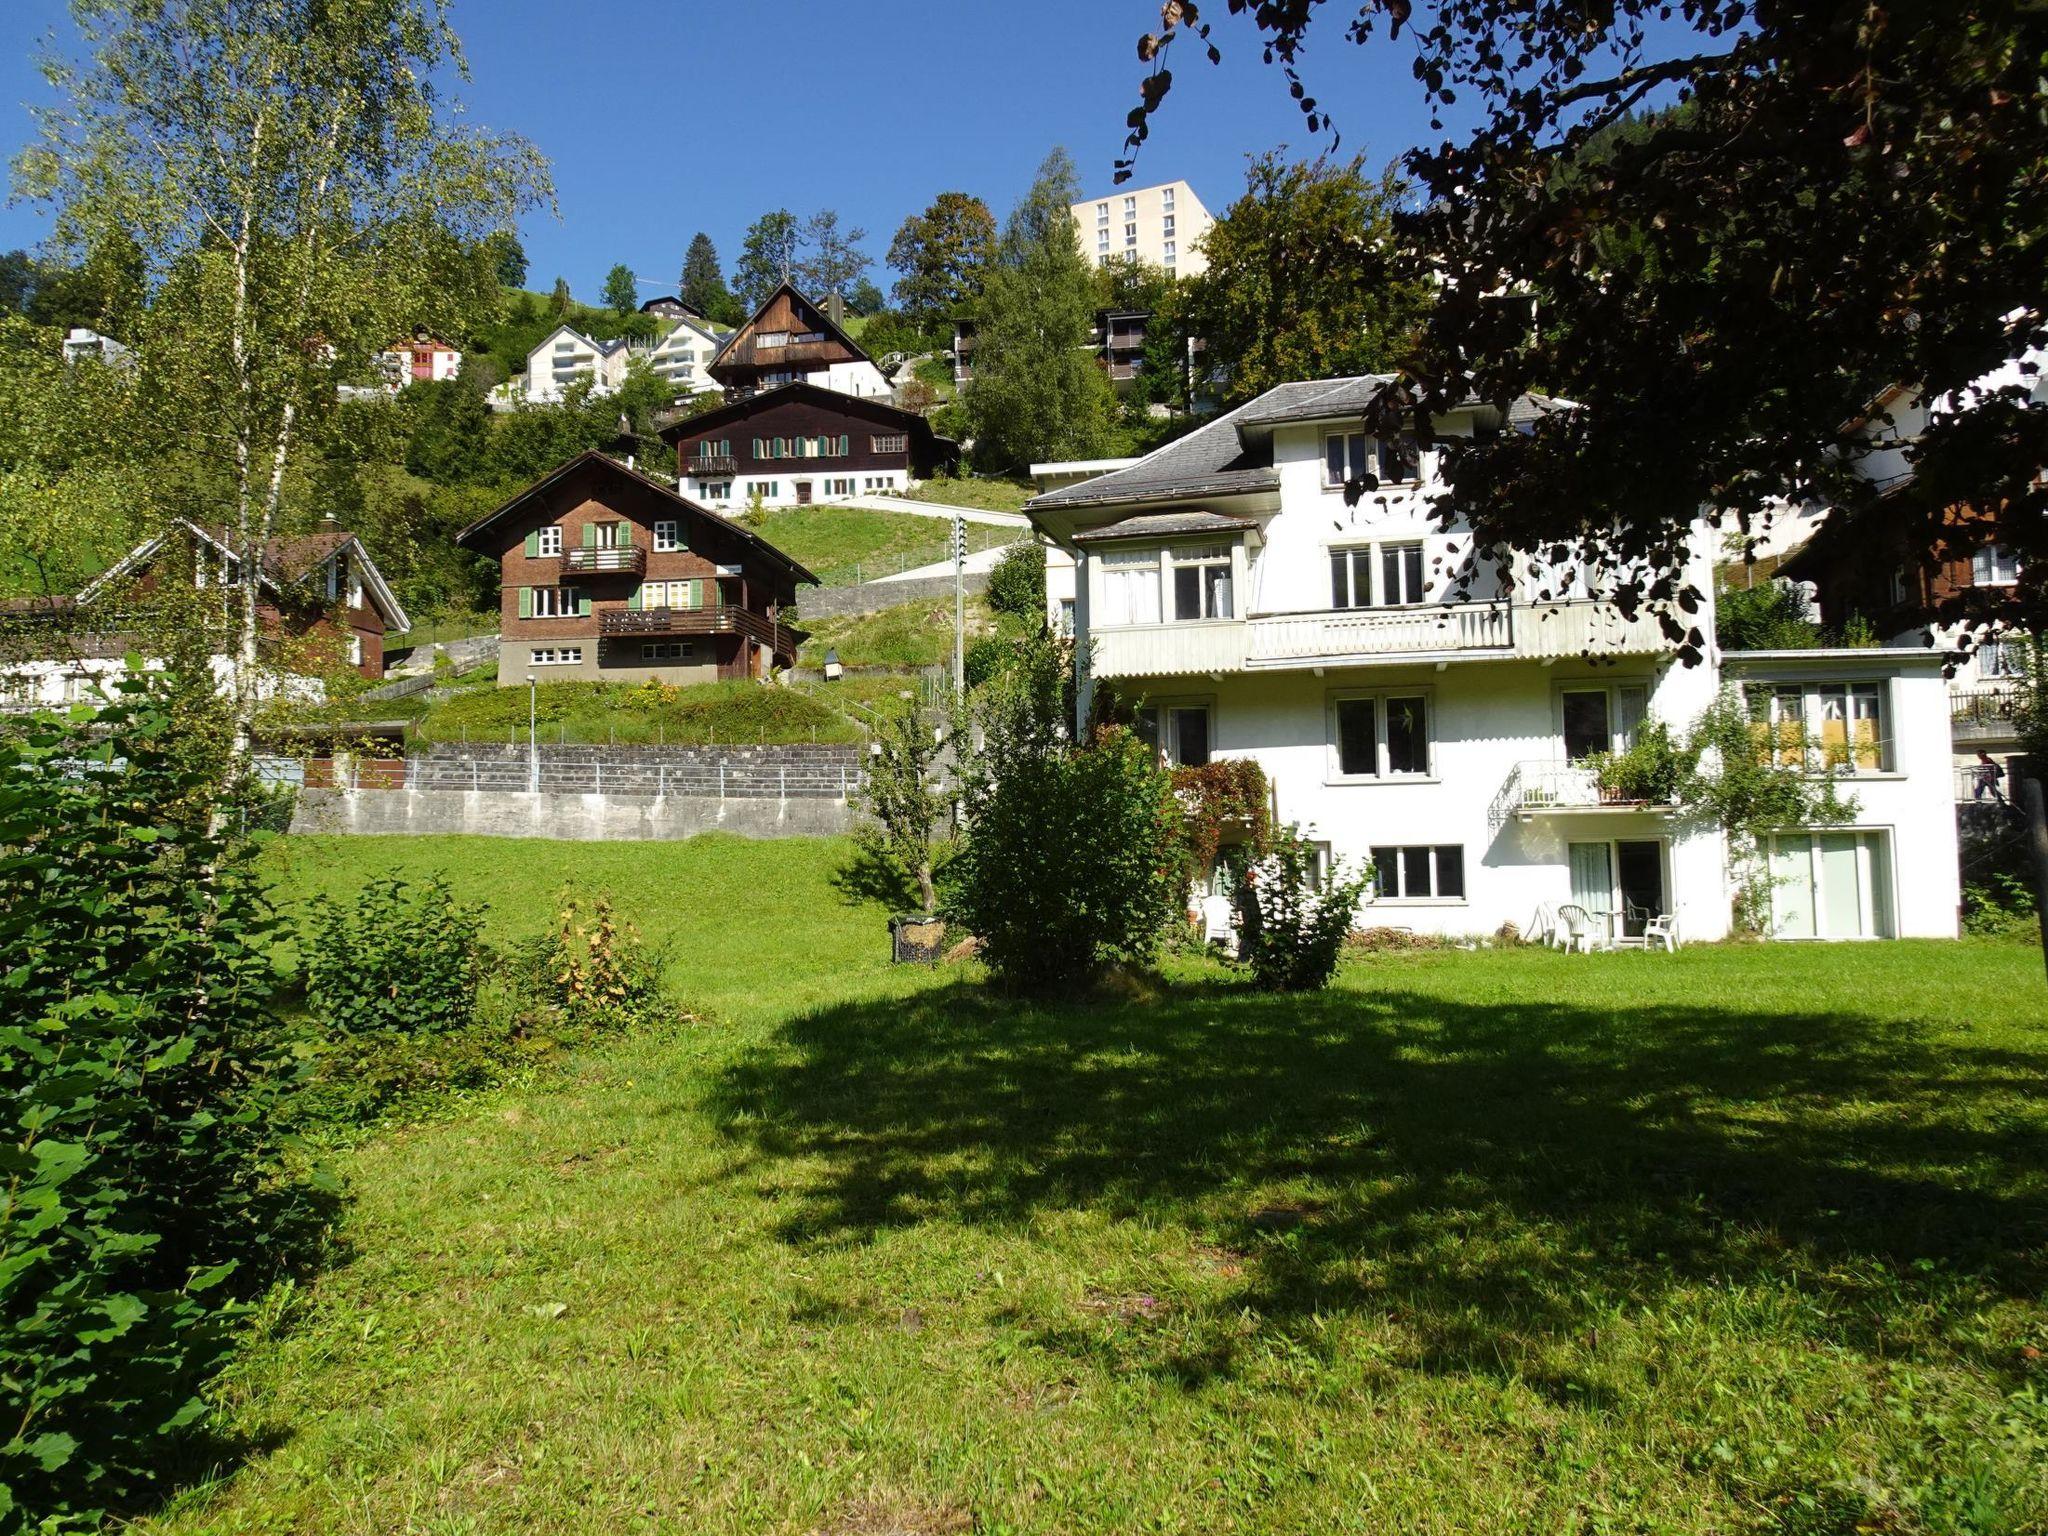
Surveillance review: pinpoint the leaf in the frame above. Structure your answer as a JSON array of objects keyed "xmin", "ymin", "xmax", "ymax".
[{"xmin": 24, "ymin": 1432, "xmax": 76, "ymax": 1473}]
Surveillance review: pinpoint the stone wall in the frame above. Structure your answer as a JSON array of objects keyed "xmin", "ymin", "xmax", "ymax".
[
  {"xmin": 290, "ymin": 786, "xmax": 859, "ymax": 841},
  {"xmin": 796, "ymin": 571, "xmax": 988, "ymax": 620},
  {"xmin": 404, "ymin": 742, "xmax": 865, "ymax": 797}
]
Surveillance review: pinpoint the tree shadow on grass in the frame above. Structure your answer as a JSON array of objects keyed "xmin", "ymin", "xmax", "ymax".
[{"xmin": 708, "ymin": 971, "xmax": 2048, "ymax": 1387}]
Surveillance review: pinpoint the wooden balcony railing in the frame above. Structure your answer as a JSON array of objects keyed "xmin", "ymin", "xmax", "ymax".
[
  {"xmin": 685, "ymin": 454, "xmax": 740, "ymax": 477},
  {"xmin": 599, "ymin": 604, "xmax": 782, "ymax": 649},
  {"xmin": 564, "ymin": 545, "xmax": 645, "ymax": 576}
]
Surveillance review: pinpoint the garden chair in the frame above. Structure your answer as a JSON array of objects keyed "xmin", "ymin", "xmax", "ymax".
[
  {"xmin": 1624, "ymin": 900, "xmax": 1679, "ymax": 953},
  {"xmin": 1555, "ymin": 903, "xmax": 1600, "ymax": 953}
]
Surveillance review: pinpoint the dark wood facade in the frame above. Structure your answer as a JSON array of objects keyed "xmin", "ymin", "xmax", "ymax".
[
  {"xmin": 1783, "ymin": 499, "xmax": 2023, "ymax": 636},
  {"xmin": 455, "ymin": 451, "xmax": 816, "ymax": 686},
  {"xmin": 708, "ymin": 283, "xmax": 871, "ymax": 393},
  {"xmin": 663, "ymin": 382, "xmax": 959, "ymax": 485}
]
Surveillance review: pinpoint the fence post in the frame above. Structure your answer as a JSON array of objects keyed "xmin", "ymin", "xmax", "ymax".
[
  {"xmin": 658, "ymin": 764, "xmax": 666, "ymax": 798},
  {"xmin": 781, "ymin": 764, "xmax": 787, "ymax": 803},
  {"xmin": 595, "ymin": 758, "xmax": 602, "ymax": 796},
  {"xmin": 719, "ymin": 762, "xmax": 725, "ymax": 801},
  {"xmin": 471, "ymin": 758, "xmax": 477, "ymax": 791}
]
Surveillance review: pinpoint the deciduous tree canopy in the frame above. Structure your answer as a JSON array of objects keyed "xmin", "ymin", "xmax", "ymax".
[{"xmin": 888, "ymin": 191, "xmax": 998, "ymax": 327}]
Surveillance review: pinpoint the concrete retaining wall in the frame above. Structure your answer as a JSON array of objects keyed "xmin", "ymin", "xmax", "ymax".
[
  {"xmin": 797, "ymin": 571, "xmax": 988, "ymax": 620},
  {"xmin": 290, "ymin": 786, "xmax": 858, "ymax": 841}
]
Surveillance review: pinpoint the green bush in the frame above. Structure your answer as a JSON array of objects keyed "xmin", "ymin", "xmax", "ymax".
[
  {"xmin": 984, "ymin": 540, "xmax": 1046, "ymax": 624},
  {"xmin": 0, "ymin": 685, "xmax": 304, "ymax": 1526},
  {"xmin": 305, "ymin": 874, "xmax": 488, "ymax": 1037},
  {"xmin": 1963, "ymin": 873, "xmax": 2040, "ymax": 940},
  {"xmin": 1236, "ymin": 826, "xmax": 1374, "ymax": 991},
  {"xmin": 511, "ymin": 889, "xmax": 671, "ymax": 1035},
  {"xmin": 954, "ymin": 634, "xmax": 1182, "ymax": 992}
]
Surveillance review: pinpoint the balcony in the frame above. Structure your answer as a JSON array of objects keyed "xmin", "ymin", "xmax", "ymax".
[
  {"xmin": 1092, "ymin": 620, "xmax": 1249, "ymax": 679},
  {"xmin": 685, "ymin": 454, "xmax": 740, "ymax": 478},
  {"xmin": 1248, "ymin": 602, "xmax": 1513, "ymax": 666},
  {"xmin": 1489, "ymin": 759, "xmax": 1677, "ymax": 831},
  {"xmin": 564, "ymin": 545, "xmax": 645, "ymax": 577},
  {"xmin": 1951, "ymin": 679, "xmax": 2025, "ymax": 744},
  {"xmin": 1514, "ymin": 599, "xmax": 1673, "ymax": 658},
  {"xmin": 599, "ymin": 604, "xmax": 782, "ymax": 649}
]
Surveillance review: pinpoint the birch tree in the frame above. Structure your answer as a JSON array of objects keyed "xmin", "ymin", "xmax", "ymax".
[{"xmin": 14, "ymin": 0, "xmax": 550, "ymax": 762}]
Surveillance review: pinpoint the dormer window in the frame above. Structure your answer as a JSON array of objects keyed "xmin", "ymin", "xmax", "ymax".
[{"xmin": 755, "ymin": 330, "xmax": 789, "ymax": 349}]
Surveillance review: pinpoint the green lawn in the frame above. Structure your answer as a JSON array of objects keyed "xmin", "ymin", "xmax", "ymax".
[
  {"xmin": 409, "ymin": 676, "xmax": 863, "ymax": 745},
  {"xmin": 798, "ymin": 592, "xmax": 995, "ymax": 671},
  {"xmin": 898, "ymin": 476, "xmax": 1035, "ymax": 514},
  {"xmin": 745, "ymin": 505, "xmax": 1016, "ymax": 588},
  {"xmin": 145, "ymin": 835, "xmax": 2048, "ymax": 1535}
]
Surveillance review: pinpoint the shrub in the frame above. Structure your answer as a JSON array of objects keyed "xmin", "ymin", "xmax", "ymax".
[
  {"xmin": 1963, "ymin": 873, "xmax": 2041, "ymax": 940},
  {"xmin": 1236, "ymin": 826, "xmax": 1373, "ymax": 991},
  {"xmin": 954, "ymin": 632, "xmax": 1181, "ymax": 992},
  {"xmin": 984, "ymin": 541, "xmax": 1047, "ymax": 624},
  {"xmin": 513, "ymin": 889, "xmax": 670, "ymax": 1035},
  {"xmin": 851, "ymin": 695, "xmax": 959, "ymax": 917},
  {"xmin": 305, "ymin": 874, "xmax": 488, "ymax": 1037},
  {"xmin": 0, "ymin": 684, "xmax": 304, "ymax": 1526},
  {"xmin": 1589, "ymin": 718, "xmax": 1689, "ymax": 805}
]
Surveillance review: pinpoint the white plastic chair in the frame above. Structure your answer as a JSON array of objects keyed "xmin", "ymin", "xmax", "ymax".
[
  {"xmin": 1201, "ymin": 892, "xmax": 1238, "ymax": 956},
  {"xmin": 1643, "ymin": 911, "xmax": 1678, "ymax": 952},
  {"xmin": 1555, "ymin": 903, "xmax": 1599, "ymax": 954}
]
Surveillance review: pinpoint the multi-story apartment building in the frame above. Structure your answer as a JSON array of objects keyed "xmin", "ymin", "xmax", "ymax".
[
  {"xmin": 642, "ymin": 311, "xmax": 726, "ymax": 398},
  {"xmin": 60, "ymin": 326, "xmax": 132, "ymax": 368},
  {"xmin": 1070, "ymin": 180, "xmax": 1214, "ymax": 277},
  {"xmin": 518, "ymin": 324, "xmax": 633, "ymax": 404},
  {"xmin": 1028, "ymin": 376, "xmax": 1962, "ymax": 943},
  {"xmin": 456, "ymin": 450, "xmax": 815, "ymax": 685}
]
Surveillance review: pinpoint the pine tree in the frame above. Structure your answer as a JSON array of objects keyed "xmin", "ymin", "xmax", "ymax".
[
  {"xmin": 680, "ymin": 232, "xmax": 722, "ymax": 310},
  {"xmin": 549, "ymin": 275, "xmax": 572, "ymax": 315},
  {"xmin": 963, "ymin": 148, "xmax": 1114, "ymax": 473}
]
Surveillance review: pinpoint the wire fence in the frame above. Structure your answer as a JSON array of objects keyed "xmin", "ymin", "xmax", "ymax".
[{"xmin": 318, "ymin": 750, "xmax": 866, "ymax": 800}]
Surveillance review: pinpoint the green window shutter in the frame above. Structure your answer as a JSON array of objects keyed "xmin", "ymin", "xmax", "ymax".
[
  {"xmin": 577, "ymin": 591, "xmax": 592, "ymax": 618},
  {"xmin": 524, "ymin": 531, "xmax": 539, "ymax": 557},
  {"xmin": 582, "ymin": 523, "xmax": 597, "ymax": 548},
  {"xmin": 691, "ymin": 579, "xmax": 705, "ymax": 609},
  {"xmin": 627, "ymin": 585, "xmax": 642, "ymax": 612},
  {"xmin": 518, "ymin": 586, "xmax": 532, "ymax": 619},
  {"xmin": 620, "ymin": 524, "xmax": 633, "ymax": 547}
]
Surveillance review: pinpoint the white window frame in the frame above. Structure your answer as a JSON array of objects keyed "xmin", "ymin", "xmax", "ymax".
[
  {"xmin": 530, "ymin": 646, "xmax": 582, "ymax": 666},
  {"xmin": 1973, "ymin": 543, "xmax": 2020, "ymax": 586},
  {"xmin": 346, "ymin": 634, "xmax": 363, "ymax": 666},
  {"xmin": 1367, "ymin": 844, "xmax": 1467, "ymax": 903},
  {"xmin": 1556, "ymin": 678, "xmax": 1652, "ymax": 762},
  {"xmin": 1169, "ymin": 542, "xmax": 1235, "ymax": 621},
  {"xmin": 871, "ymin": 433, "xmax": 908, "ymax": 454},
  {"xmin": 1740, "ymin": 678, "xmax": 1892, "ymax": 775},
  {"xmin": 652, "ymin": 520, "xmax": 681, "ymax": 552},
  {"xmin": 535, "ymin": 525, "xmax": 563, "ymax": 557},
  {"xmin": 1134, "ymin": 697, "xmax": 1215, "ymax": 768},
  {"xmin": 1327, "ymin": 688, "xmax": 1435, "ymax": 782},
  {"xmin": 529, "ymin": 586, "xmax": 581, "ymax": 619}
]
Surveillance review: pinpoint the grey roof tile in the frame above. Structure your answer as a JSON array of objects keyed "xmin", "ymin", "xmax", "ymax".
[{"xmin": 1072, "ymin": 510, "xmax": 1260, "ymax": 543}]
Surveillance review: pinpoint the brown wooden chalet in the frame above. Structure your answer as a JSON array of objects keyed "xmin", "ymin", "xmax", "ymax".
[
  {"xmin": 708, "ymin": 281, "xmax": 884, "ymax": 398},
  {"xmin": 662, "ymin": 381, "xmax": 959, "ymax": 505},
  {"xmin": 454, "ymin": 451, "xmax": 817, "ymax": 686},
  {"xmin": 1781, "ymin": 495, "xmax": 2026, "ymax": 638}
]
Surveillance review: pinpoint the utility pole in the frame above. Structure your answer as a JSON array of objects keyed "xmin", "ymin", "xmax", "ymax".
[{"xmin": 952, "ymin": 512, "xmax": 967, "ymax": 701}]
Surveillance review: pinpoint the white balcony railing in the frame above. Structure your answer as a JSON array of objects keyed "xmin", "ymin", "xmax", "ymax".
[
  {"xmin": 1091, "ymin": 620, "xmax": 1249, "ymax": 679},
  {"xmin": 1514, "ymin": 599, "xmax": 1674, "ymax": 658},
  {"xmin": 1247, "ymin": 602, "xmax": 1512, "ymax": 665},
  {"xmin": 1489, "ymin": 758, "xmax": 1676, "ymax": 831}
]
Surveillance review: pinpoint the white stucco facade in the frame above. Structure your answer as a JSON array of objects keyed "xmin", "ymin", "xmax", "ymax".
[
  {"xmin": 519, "ymin": 325, "xmax": 631, "ymax": 404},
  {"xmin": 681, "ymin": 469, "xmax": 912, "ymax": 511},
  {"xmin": 1031, "ymin": 378, "xmax": 1964, "ymax": 944}
]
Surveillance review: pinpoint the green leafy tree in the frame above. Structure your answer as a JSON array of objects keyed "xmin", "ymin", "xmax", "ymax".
[
  {"xmin": 963, "ymin": 148, "xmax": 1115, "ymax": 474},
  {"xmin": 733, "ymin": 209, "xmax": 799, "ymax": 311},
  {"xmin": 15, "ymin": 0, "xmax": 549, "ymax": 762},
  {"xmin": 0, "ymin": 249, "xmax": 34, "ymax": 313},
  {"xmin": 601, "ymin": 262, "xmax": 638, "ymax": 315},
  {"xmin": 796, "ymin": 209, "xmax": 872, "ymax": 302},
  {"xmin": 1123, "ymin": 2, "xmax": 2048, "ymax": 641},
  {"xmin": 1178, "ymin": 151, "xmax": 1427, "ymax": 406},
  {"xmin": 0, "ymin": 680, "xmax": 306, "ymax": 1526},
  {"xmin": 984, "ymin": 540, "xmax": 1046, "ymax": 626},
  {"xmin": 400, "ymin": 373, "xmax": 491, "ymax": 483},
  {"xmin": 887, "ymin": 191, "xmax": 998, "ymax": 327},
  {"xmin": 853, "ymin": 695, "xmax": 960, "ymax": 917},
  {"xmin": 484, "ymin": 230, "xmax": 527, "ymax": 288},
  {"xmin": 846, "ymin": 276, "xmax": 886, "ymax": 316},
  {"xmin": 549, "ymin": 275, "xmax": 572, "ymax": 315}
]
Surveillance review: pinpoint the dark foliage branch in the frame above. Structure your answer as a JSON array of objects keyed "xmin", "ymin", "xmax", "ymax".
[{"xmin": 1122, "ymin": 1, "xmax": 2048, "ymax": 650}]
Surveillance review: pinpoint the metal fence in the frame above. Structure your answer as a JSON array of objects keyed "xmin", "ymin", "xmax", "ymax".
[{"xmin": 322, "ymin": 751, "xmax": 865, "ymax": 800}]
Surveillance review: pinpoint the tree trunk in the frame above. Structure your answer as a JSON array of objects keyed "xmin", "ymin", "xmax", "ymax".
[{"xmin": 917, "ymin": 860, "xmax": 937, "ymax": 919}]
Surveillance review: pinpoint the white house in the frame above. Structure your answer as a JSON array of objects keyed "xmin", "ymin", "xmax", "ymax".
[
  {"xmin": 1027, "ymin": 376, "xmax": 1962, "ymax": 944},
  {"xmin": 61, "ymin": 327, "xmax": 132, "ymax": 368},
  {"xmin": 1072, "ymin": 180, "xmax": 1214, "ymax": 278},
  {"xmin": 642, "ymin": 313, "xmax": 725, "ymax": 398},
  {"xmin": 518, "ymin": 324, "xmax": 632, "ymax": 404}
]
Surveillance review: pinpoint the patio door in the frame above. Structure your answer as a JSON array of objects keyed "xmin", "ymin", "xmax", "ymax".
[
  {"xmin": 1768, "ymin": 831, "xmax": 1896, "ymax": 939},
  {"xmin": 1568, "ymin": 841, "xmax": 1614, "ymax": 915},
  {"xmin": 1614, "ymin": 840, "xmax": 1666, "ymax": 938}
]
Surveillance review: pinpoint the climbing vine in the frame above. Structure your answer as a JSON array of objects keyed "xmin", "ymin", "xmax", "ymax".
[{"xmin": 1171, "ymin": 758, "xmax": 1272, "ymax": 885}]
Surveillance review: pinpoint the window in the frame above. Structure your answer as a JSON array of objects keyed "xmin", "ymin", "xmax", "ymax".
[
  {"xmin": 863, "ymin": 476, "xmax": 890, "ymax": 491},
  {"xmin": 1330, "ymin": 547, "xmax": 1373, "ymax": 608},
  {"xmin": 653, "ymin": 520, "xmax": 680, "ymax": 552},
  {"xmin": 1171, "ymin": 544, "xmax": 1234, "ymax": 620},
  {"xmin": 530, "ymin": 646, "xmax": 582, "ymax": 665},
  {"xmin": 1124, "ymin": 196, "xmax": 1137, "ymax": 215},
  {"xmin": 1099, "ymin": 547, "xmax": 1162, "ymax": 625},
  {"xmin": 588, "ymin": 521, "xmax": 626, "ymax": 549},
  {"xmin": 1560, "ymin": 682, "xmax": 1648, "ymax": 761},
  {"xmin": 1980, "ymin": 639, "xmax": 2026, "ymax": 678},
  {"xmin": 872, "ymin": 433, "xmax": 908, "ymax": 454},
  {"xmin": 1097, "ymin": 202, "xmax": 1109, "ymax": 223},
  {"xmin": 642, "ymin": 642, "xmax": 696, "ymax": 660},
  {"xmin": 827, "ymin": 476, "xmax": 856, "ymax": 497},
  {"xmin": 1136, "ymin": 702, "xmax": 1213, "ymax": 767},
  {"xmin": 1124, "ymin": 223, "xmax": 1138, "ymax": 244},
  {"xmin": 1817, "ymin": 683, "xmax": 1885, "ymax": 772},
  {"xmin": 1378, "ymin": 434, "xmax": 1422, "ymax": 482},
  {"xmin": 640, "ymin": 579, "xmax": 702, "ymax": 610},
  {"xmin": 1324, "ymin": 431, "xmax": 1372, "ymax": 486},
  {"xmin": 702, "ymin": 480, "xmax": 732, "ymax": 500},
  {"xmin": 755, "ymin": 330, "xmax": 789, "ymax": 348},
  {"xmin": 1329, "ymin": 692, "xmax": 1432, "ymax": 779},
  {"xmin": 757, "ymin": 481, "xmax": 780, "ymax": 498},
  {"xmin": 1161, "ymin": 187, "xmax": 1175, "ymax": 211},
  {"xmin": 1380, "ymin": 542, "xmax": 1426, "ymax": 605},
  {"xmin": 1098, "ymin": 232, "xmax": 1110, "ymax": 251},
  {"xmin": 1162, "ymin": 215, "xmax": 1176, "ymax": 238},
  {"xmin": 1973, "ymin": 544, "xmax": 2021, "ymax": 586},
  {"xmin": 1056, "ymin": 597, "xmax": 1076, "ymax": 636},
  {"xmin": 535, "ymin": 525, "xmax": 563, "ymax": 557},
  {"xmin": 1743, "ymin": 680, "xmax": 1888, "ymax": 773},
  {"xmin": 1368, "ymin": 845, "xmax": 1465, "ymax": 901},
  {"xmin": 524, "ymin": 586, "xmax": 583, "ymax": 619},
  {"xmin": 323, "ymin": 558, "xmax": 341, "ymax": 600},
  {"xmin": 1163, "ymin": 240, "xmax": 1177, "ymax": 261}
]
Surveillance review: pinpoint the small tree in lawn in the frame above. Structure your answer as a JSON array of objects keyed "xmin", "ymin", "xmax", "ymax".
[
  {"xmin": 1236, "ymin": 827, "xmax": 1371, "ymax": 992},
  {"xmin": 854, "ymin": 694, "xmax": 959, "ymax": 918}
]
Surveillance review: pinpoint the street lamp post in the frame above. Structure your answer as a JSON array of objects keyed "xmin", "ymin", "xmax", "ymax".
[{"xmin": 526, "ymin": 672, "xmax": 537, "ymax": 793}]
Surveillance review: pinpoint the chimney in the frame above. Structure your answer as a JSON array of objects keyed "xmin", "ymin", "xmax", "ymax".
[{"xmin": 826, "ymin": 291, "xmax": 844, "ymax": 327}]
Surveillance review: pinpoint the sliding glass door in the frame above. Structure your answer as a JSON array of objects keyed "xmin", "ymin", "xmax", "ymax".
[{"xmin": 1768, "ymin": 831, "xmax": 1896, "ymax": 939}]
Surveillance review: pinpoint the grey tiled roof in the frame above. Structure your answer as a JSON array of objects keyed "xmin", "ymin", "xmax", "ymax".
[
  {"xmin": 1072, "ymin": 510, "xmax": 1259, "ymax": 544},
  {"xmin": 1232, "ymin": 376, "xmax": 1400, "ymax": 429}
]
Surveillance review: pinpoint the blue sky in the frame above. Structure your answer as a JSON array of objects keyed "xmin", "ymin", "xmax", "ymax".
[{"xmin": 0, "ymin": 0, "xmax": 1439, "ymax": 301}]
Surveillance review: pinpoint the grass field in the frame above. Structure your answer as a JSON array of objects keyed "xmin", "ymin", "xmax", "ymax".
[
  {"xmin": 144, "ymin": 835, "xmax": 2048, "ymax": 1536},
  {"xmin": 407, "ymin": 676, "xmax": 864, "ymax": 745},
  {"xmin": 898, "ymin": 476, "xmax": 1035, "ymax": 515},
  {"xmin": 745, "ymin": 504, "xmax": 1016, "ymax": 588},
  {"xmin": 797, "ymin": 592, "xmax": 995, "ymax": 671}
]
